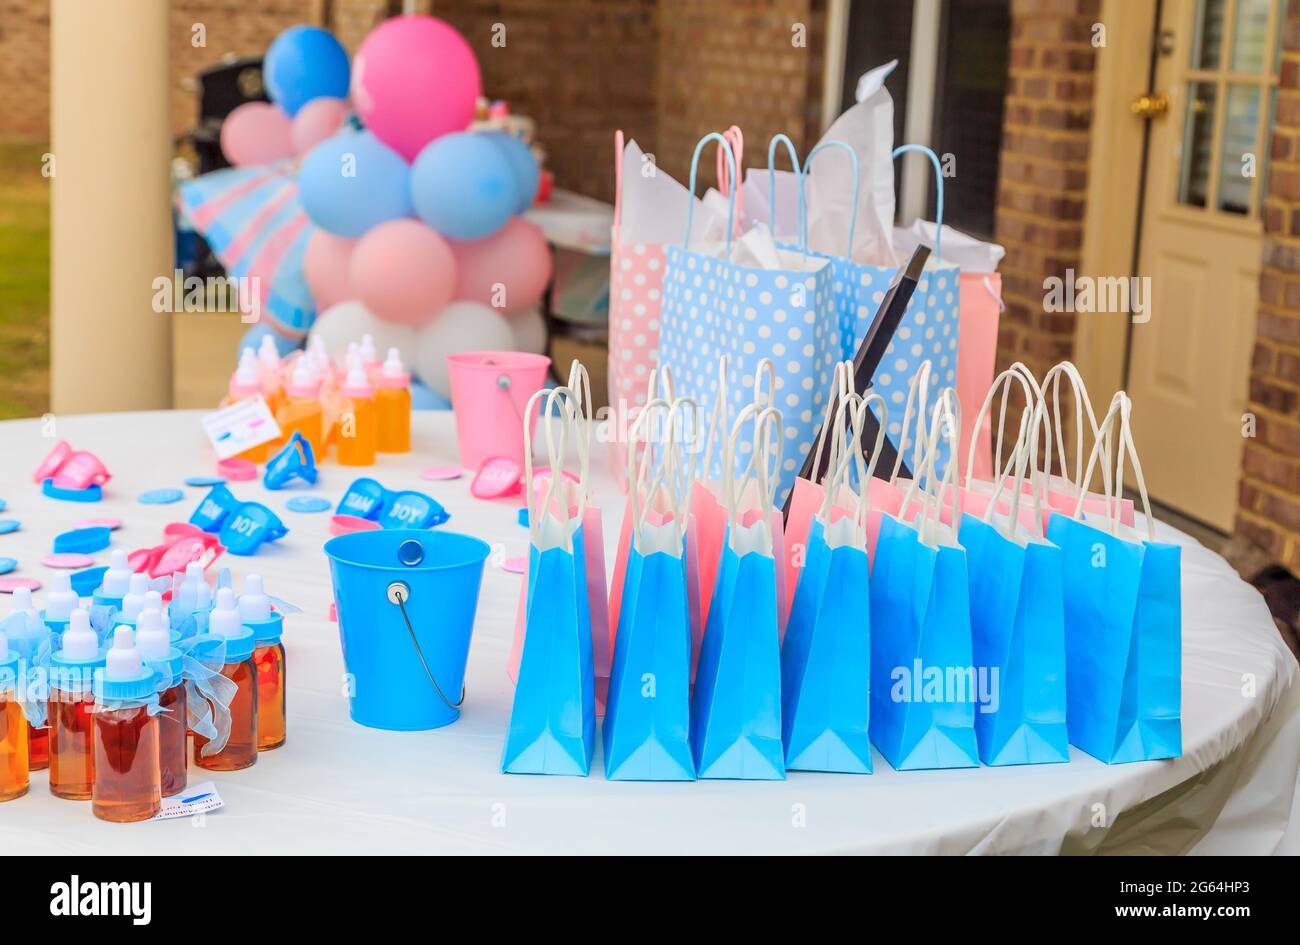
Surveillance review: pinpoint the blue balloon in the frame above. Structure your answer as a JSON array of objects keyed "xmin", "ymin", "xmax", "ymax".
[
  {"xmin": 299, "ymin": 131, "xmax": 413, "ymax": 238},
  {"xmin": 486, "ymin": 133, "xmax": 540, "ymax": 214},
  {"xmin": 410, "ymin": 132, "xmax": 517, "ymax": 241},
  {"xmin": 264, "ymin": 25, "xmax": 350, "ymax": 117}
]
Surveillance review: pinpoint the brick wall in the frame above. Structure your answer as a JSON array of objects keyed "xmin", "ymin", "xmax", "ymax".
[
  {"xmin": 992, "ymin": 0, "xmax": 1097, "ymax": 380},
  {"xmin": 0, "ymin": 0, "xmax": 51, "ymax": 139},
  {"xmin": 1236, "ymin": 0, "xmax": 1300, "ymax": 568}
]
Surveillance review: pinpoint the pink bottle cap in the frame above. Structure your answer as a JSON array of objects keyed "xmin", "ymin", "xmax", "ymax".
[
  {"xmin": 329, "ymin": 514, "xmax": 382, "ymax": 537},
  {"xmin": 216, "ymin": 457, "xmax": 258, "ymax": 481},
  {"xmin": 33, "ymin": 440, "xmax": 72, "ymax": 483},
  {"xmin": 50, "ymin": 450, "xmax": 111, "ymax": 490},
  {"xmin": 471, "ymin": 456, "xmax": 523, "ymax": 499}
]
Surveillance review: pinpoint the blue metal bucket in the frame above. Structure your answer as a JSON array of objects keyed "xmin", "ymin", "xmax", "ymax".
[{"xmin": 324, "ymin": 529, "xmax": 490, "ymax": 731}]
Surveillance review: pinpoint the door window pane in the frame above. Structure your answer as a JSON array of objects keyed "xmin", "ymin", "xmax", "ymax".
[
  {"xmin": 1179, "ymin": 82, "xmax": 1218, "ymax": 208},
  {"xmin": 1190, "ymin": 0, "xmax": 1228, "ymax": 69},
  {"xmin": 1229, "ymin": 0, "xmax": 1274, "ymax": 73},
  {"xmin": 1217, "ymin": 84, "xmax": 1261, "ymax": 214}
]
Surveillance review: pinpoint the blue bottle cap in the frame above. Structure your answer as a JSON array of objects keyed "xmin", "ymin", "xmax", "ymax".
[
  {"xmin": 42, "ymin": 615, "xmax": 71, "ymax": 636},
  {"xmin": 144, "ymin": 648, "xmax": 185, "ymax": 685},
  {"xmin": 93, "ymin": 665, "xmax": 158, "ymax": 703},
  {"xmin": 189, "ymin": 483, "xmax": 239, "ymax": 533},
  {"xmin": 53, "ymin": 526, "xmax": 112, "ymax": 555},
  {"xmin": 336, "ymin": 478, "xmax": 387, "ymax": 520},
  {"xmin": 50, "ymin": 651, "xmax": 105, "ymax": 692},
  {"xmin": 139, "ymin": 487, "xmax": 185, "ymax": 505},
  {"xmin": 0, "ymin": 557, "xmax": 16, "ymax": 575},
  {"xmin": 286, "ymin": 495, "xmax": 331, "ymax": 514},
  {"xmin": 377, "ymin": 490, "xmax": 449, "ymax": 530},
  {"xmin": 246, "ymin": 613, "xmax": 283, "ymax": 647},
  {"xmin": 72, "ymin": 567, "xmax": 111, "ymax": 598},
  {"xmin": 263, "ymin": 433, "xmax": 319, "ymax": 490},
  {"xmin": 219, "ymin": 503, "xmax": 289, "ymax": 556},
  {"xmin": 42, "ymin": 479, "xmax": 103, "ymax": 503}
]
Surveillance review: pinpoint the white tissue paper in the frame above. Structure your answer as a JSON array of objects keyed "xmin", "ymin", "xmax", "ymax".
[
  {"xmin": 618, "ymin": 137, "xmax": 727, "ymax": 246},
  {"xmin": 893, "ymin": 220, "xmax": 1006, "ymax": 273},
  {"xmin": 740, "ymin": 168, "xmax": 804, "ymax": 241},
  {"xmin": 805, "ymin": 60, "xmax": 900, "ymax": 267}
]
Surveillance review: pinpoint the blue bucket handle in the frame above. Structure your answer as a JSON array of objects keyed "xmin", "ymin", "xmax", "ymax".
[
  {"xmin": 383, "ymin": 562, "xmax": 466, "ymax": 711},
  {"xmin": 766, "ymin": 133, "xmax": 807, "ymax": 253},
  {"xmin": 682, "ymin": 132, "xmax": 738, "ymax": 255},
  {"xmin": 892, "ymin": 143, "xmax": 945, "ymax": 263}
]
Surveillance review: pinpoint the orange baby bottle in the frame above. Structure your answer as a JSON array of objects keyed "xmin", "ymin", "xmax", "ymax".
[
  {"xmin": 239, "ymin": 575, "xmax": 286, "ymax": 751},
  {"xmin": 92, "ymin": 627, "xmax": 162, "ymax": 823},
  {"xmin": 279, "ymin": 360, "xmax": 324, "ymax": 459},
  {"xmin": 193, "ymin": 589, "xmax": 258, "ymax": 771},
  {"xmin": 336, "ymin": 364, "xmax": 377, "ymax": 466},
  {"xmin": 48, "ymin": 609, "xmax": 103, "ymax": 800},
  {"xmin": 135, "ymin": 608, "xmax": 188, "ymax": 797},
  {"xmin": 0, "ymin": 633, "xmax": 29, "ymax": 802},
  {"xmin": 224, "ymin": 349, "xmax": 271, "ymax": 462},
  {"xmin": 376, "ymin": 347, "xmax": 412, "ymax": 453}
]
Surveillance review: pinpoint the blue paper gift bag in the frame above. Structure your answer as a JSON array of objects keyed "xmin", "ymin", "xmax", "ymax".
[
  {"xmin": 780, "ymin": 391, "xmax": 879, "ymax": 773},
  {"xmin": 502, "ymin": 387, "xmax": 597, "ymax": 776},
  {"xmin": 603, "ymin": 399, "xmax": 696, "ymax": 781},
  {"xmin": 868, "ymin": 390, "xmax": 979, "ymax": 770},
  {"xmin": 1045, "ymin": 391, "xmax": 1181, "ymax": 764},
  {"xmin": 690, "ymin": 404, "xmax": 786, "ymax": 779}
]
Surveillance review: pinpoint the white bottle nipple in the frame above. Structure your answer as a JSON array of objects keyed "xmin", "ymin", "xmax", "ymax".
[
  {"xmin": 9, "ymin": 586, "xmax": 39, "ymax": 621},
  {"xmin": 238, "ymin": 574, "xmax": 272, "ymax": 622},
  {"xmin": 208, "ymin": 588, "xmax": 245, "ymax": 640},
  {"xmin": 61, "ymin": 609, "xmax": 98, "ymax": 661},
  {"xmin": 45, "ymin": 571, "xmax": 79, "ymax": 621},
  {"xmin": 118, "ymin": 573, "xmax": 149, "ymax": 622},
  {"xmin": 100, "ymin": 549, "xmax": 133, "ymax": 597},
  {"xmin": 135, "ymin": 608, "xmax": 170, "ymax": 660},
  {"xmin": 104, "ymin": 626, "xmax": 142, "ymax": 681}
]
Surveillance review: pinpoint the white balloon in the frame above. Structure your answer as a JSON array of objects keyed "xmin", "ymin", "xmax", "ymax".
[
  {"xmin": 508, "ymin": 306, "xmax": 547, "ymax": 355},
  {"xmin": 413, "ymin": 300, "xmax": 516, "ymax": 398},
  {"xmin": 309, "ymin": 300, "xmax": 417, "ymax": 364}
]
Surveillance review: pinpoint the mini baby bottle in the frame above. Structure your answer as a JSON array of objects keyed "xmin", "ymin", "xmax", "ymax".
[
  {"xmin": 92, "ymin": 550, "xmax": 134, "ymax": 611},
  {"xmin": 92, "ymin": 627, "xmax": 162, "ymax": 823},
  {"xmin": 376, "ymin": 348, "xmax": 412, "ymax": 454},
  {"xmin": 257, "ymin": 334, "xmax": 286, "ymax": 416},
  {"xmin": 280, "ymin": 359, "xmax": 324, "ymax": 459},
  {"xmin": 337, "ymin": 363, "xmax": 377, "ymax": 466},
  {"xmin": 239, "ymin": 575, "xmax": 285, "ymax": 751},
  {"xmin": 171, "ymin": 562, "xmax": 205, "ymax": 619},
  {"xmin": 135, "ymin": 608, "xmax": 187, "ymax": 797},
  {"xmin": 194, "ymin": 589, "xmax": 258, "ymax": 771},
  {"xmin": 113, "ymin": 573, "xmax": 150, "ymax": 628},
  {"xmin": 4, "ymin": 588, "xmax": 48, "ymax": 770},
  {"xmin": 226, "ymin": 349, "xmax": 272, "ymax": 462},
  {"xmin": 359, "ymin": 333, "xmax": 382, "ymax": 377},
  {"xmin": 42, "ymin": 571, "xmax": 79, "ymax": 638},
  {"xmin": 0, "ymin": 633, "xmax": 29, "ymax": 802},
  {"xmin": 48, "ymin": 609, "xmax": 103, "ymax": 800}
]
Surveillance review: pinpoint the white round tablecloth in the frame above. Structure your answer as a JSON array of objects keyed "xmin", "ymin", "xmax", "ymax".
[{"xmin": 0, "ymin": 410, "xmax": 1296, "ymax": 854}]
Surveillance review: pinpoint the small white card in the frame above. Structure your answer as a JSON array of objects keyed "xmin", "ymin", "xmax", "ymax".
[
  {"xmin": 202, "ymin": 395, "xmax": 282, "ymax": 459},
  {"xmin": 149, "ymin": 782, "xmax": 225, "ymax": 821}
]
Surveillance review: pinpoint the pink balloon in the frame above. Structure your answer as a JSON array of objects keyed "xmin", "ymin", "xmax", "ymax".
[
  {"xmin": 304, "ymin": 230, "xmax": 356, "ymax": 310},
  {"xmin": 221, "ymin": 102, "xmax": 295, "ymax": 167},
  {"xmin": 291, "ymin": 97, "xmax": 349, "ymax": 156},
  {"xmin": 349, "ymin": 219, "xmax": 456, "ymax": 325},
  {"xmin": 350, "ymin": 16, "xmax": 481, "ymax": 162},
  {"xmin": 450, "ymin": 218, "xmax": 552, "ymax": 315}
]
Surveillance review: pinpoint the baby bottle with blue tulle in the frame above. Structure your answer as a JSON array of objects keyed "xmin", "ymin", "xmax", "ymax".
[
  {"xmin": 0, "ymin": 632, "xmax": 28, "ymax": 802},
  {"xmin": 48, "ymin": 609, "xmax": 103, "ymax": 800},
  {"xmin": 41, "ymin": 571, "xmax": 79, "ymax": 640},
  {"xmin": 194, "ymin": 589, "xmax": 258, "ymax": 771},
  {"xmin": 3, "ymin": 587, "xmax": 49, "ymax": 770},
  {"xmin": 240, "ymin": 575, "xmax": 285, "ymax": 751},
  {"xmin": 136, "ymin": 607, "xmax": 187, "ymax": 797},
  {"xmin": 92, "ymin": 550, "xmax": 134, "ymax": 611},
  {"xmin": 92, "ymin": 627, "xmax": 161, "ymax": 823},
  {"xmin": 112, "ymin": 573, "xmax": 150, "ymax": 628}
]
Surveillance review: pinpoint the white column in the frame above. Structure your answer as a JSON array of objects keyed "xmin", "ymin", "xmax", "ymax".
[
  {"xmin": 899, "ymin": 0, "xmax": 941, "ymax": 226},
  {"xmin": 51, "ymin": 0, "xmax": 173, "ymax": 413}
]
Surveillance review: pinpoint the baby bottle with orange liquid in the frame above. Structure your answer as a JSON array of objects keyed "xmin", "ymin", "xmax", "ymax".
[
  {"xmin": 0, "ymin": 633, "xmax": 29, "ymax": 802},
  {"xmin": 92, "ymin": 627, "xmax": 161, "ymax": 823},
  {"xmin": 359, "ymin": 333, "xmax": 382, "ymax": 378},
  {"xmin": 239, "ymin": 575, "xmax": 286, "ymax": 751},
  {"xmin": 337, "ymin": 363, "xmax": 377, "ymax": 466},
  {"xmin": 194, "ymin": 589, "xmax": 258, "ymax": 771},
  {"xmin": 48, "ymin": 609, "xmax": 103, "ymax": 800},
  {"xmin": 136, "ymin": 608, "xmax": 187, "ymax": 796},
  {"xmin": 224, "ymin": 349, "xmax": 271, "ymax": 462},
  {"xmin": 4, "ymin": 587, "xmax": 49, "ymax": 771},
  {"xmin": 376, "ymin": 348, "xmax": 412, "ymax": 453},
  {"xmin": 279, "ymin": 360, "xmax": 324, "ymax": 459}
]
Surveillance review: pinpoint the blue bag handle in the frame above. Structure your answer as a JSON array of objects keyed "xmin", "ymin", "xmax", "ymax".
[
  {"xmin": 765, "ymin": 133, "xmax": 807, "ymax": 252},
  {"xmin": 892, "ymin": 143, "xmax": 944, "ymax": 263},
  {"xmin": 682, "ymin": 132, "xmax": 738, "ymax": 255},
  {"xmin": 800, "ymin": 140, "xmax": 859, "ymax": 257}
]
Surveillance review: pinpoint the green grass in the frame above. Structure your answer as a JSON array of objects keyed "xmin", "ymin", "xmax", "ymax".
[{"xmin": 0, "ymin": 139, "xmax": 51, "ymax": 419}]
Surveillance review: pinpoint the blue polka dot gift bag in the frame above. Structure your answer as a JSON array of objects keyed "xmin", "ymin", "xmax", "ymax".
[{"xmin": 657, "ymin": 133, "xmax": 841, "ymax": 504}]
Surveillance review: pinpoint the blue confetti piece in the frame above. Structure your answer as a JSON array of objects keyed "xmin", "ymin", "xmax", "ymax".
[
  {"xmin": 185, "ymin": 476, "xmax": 227, "ymax": 488},
  {"xmin": 53, "ymin": 526, "xmax": 112, "ymax": 555},
  {"xmin": 138, "ymin": 488, "xmax": 185, "ymax": 505},
  {"xmin": 0, "ymin": 520, "xmax": 20, "ymax": 535},
  {"xmin": 286, "ymin": 495, "xmax": 331, "ymax": 514},
  {"xmin": 0, "ymin": 499, "xmax": 6, "ymax": 513},
  {"xmin": 0, "ymin": 557, "xmax": 16, "ymax": 575}
]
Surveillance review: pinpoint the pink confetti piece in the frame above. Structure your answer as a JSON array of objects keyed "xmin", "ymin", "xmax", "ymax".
[
  {"xmin": 42, "ymin": 552, "xmax": 96, "ymax": 569},
  {"xmin": 502, "ymin": 555, "xmax": 527, "ymax": 574},
  {"xmin": 0, "ymin": 577, "xmax": 42, "ymax": 593},
  {"xmin": 420, "ymin": 466, "xmax": 463, "ymax": 481}
]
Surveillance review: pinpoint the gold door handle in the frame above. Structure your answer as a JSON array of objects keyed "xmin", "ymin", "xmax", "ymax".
[{"xmin": 1131, "ymin": 91, "xmax": 1169, "ymax": 119}]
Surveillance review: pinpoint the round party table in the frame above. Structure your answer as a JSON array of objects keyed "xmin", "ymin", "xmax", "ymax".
[{"xmin": 1, "ymin": 410, "xmax": 1297, "ymax": 854}]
